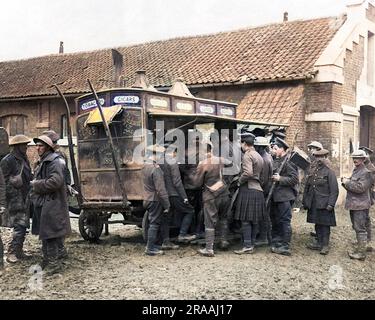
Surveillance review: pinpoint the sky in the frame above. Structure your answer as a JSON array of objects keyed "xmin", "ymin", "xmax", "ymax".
[{"xmin": 0, "ymin": 0, "xmax": 368, "ymax": 62}]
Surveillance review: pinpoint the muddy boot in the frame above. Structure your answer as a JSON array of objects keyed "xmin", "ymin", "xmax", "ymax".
[
  {"xmin": 198, "ymin": 228, "xmax": 215, "ymax": 257},
  {"xmin": 306, "ymin": 238, "xmax": 321, "ymax": 251},
  {"xmin": 218, "ymin": 220, "xmax": 230, "ymax": 250},
  {"xmin": 145, "ymin": 225, "xmax": 164, "ymax": 256},
  {"xmin": 366, "ymin": 241, "xmax": 373, "ymax": 253},
  {"xmin": 16, "ymin": 245, "xmax": 32, "ymax": 260},
  {"xmin": 57, "ymin": 237, "xmax": 68, "ymax": 259},
  {"xmin": 234, "ymin": 246, "xmax": 254, "ymax": 254},
  {"xmin": 6, "ymin": 246, "xmax": 19, "ymax": 264},
  {"xmin": 161, "ymin": 240, "xmax": 179, "ymax": 250},
  {"xmin": 348, "ymin": 241, "xmax": 367, "ymax": 261},
  {"xmin": 45, "ymin": 258, "xmax": 63, "ymax": 276}
]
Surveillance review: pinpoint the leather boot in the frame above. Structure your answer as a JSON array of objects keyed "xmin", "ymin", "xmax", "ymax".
[
  {"xmin": 145, "ymin": 225, "xmax": 164, "ymax": 256},
  {"xmin": 218, "ymin": 220, "xmax": 230, "ymax": 250},
  {"xmin": 348, "ymin": 241, "xmax": 367, "ymax": 261},
  {"xmin": 198, "ymin": 228, "xmax": 215, "ymax": 257}
]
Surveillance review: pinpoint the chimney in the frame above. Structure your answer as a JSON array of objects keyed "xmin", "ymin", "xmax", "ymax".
[
  {"xmin": 132, "ymin": 70, "xmax": 157, "ymax": 91},
  {"xmin": 59, "ymin": 41, "xmax": 64, "ymax": 54},
  {"xmin": 283, "ymin": 12, "xmax": 288, "ymax": 22},
  {"xmin": 111, "ymin": 49, "xmax": 123, "ymax": 87}
]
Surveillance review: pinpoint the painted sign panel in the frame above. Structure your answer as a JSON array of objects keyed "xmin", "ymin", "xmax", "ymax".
[
  {"xmin": 217, "ymin": 105, "xmax": 236, "ymax": 118},
  {"xmin": 197, "ymin": 103, "xmax": 216, "ymax": 115},
  {"xmin": 110, "ymin": 92, "xmax": 141, "ymax": 106}
]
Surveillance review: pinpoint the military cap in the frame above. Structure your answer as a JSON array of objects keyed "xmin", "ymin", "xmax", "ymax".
[
  {"xmin": 254, "ymin": 136, "xmax": 269, "ymax": 146},
  {"xmin": 274, "ymin": 137, "xmax": 289, "ymax": 150},
  {"xmin": 9, "ymin": 134, "xmax": 32, "ymax": 146},
  {"xmin": 240, "ymin": 132, "xmax": 255, "ymax": 144},
  {"xmin": 313, "ymin": 149, "xmax": 329, "ymax": 157},
  {"xmin": 350, "ymin": 150, "xmax": 368, "ymax": 158},
  {"xmin": 272, "ymin": 130, "xmax": 286, "ymax": 139},
  {"xmin": 146, "ymin": 144, "xmax": 165, "ymax": 154},
  {"xmin": 33, "ymin": 135, "xmax": 55, "ymax": 149},
  {"xmin": 307, "ymin": 141, "xmax": 323, "ymax": 150},
  {"xmin": 359, "ymin": 146, "xmax": 374, "ymax": 155},
  {"xmin": 42, "ymin": 130, "xmax": 60, "ymax": 143}
]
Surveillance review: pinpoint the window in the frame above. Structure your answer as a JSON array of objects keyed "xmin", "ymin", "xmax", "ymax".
[
  {"xmin": 0, "ymin": 115, "xmax": 27, "ymax": 136},
  {"xmin": 61, "ymin": 114, "xmax": 67, "ymax": 138}
]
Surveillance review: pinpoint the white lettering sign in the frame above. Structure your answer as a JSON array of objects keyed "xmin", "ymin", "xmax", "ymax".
[
  {"xmin": 81, "ymin": 98, "xmax": 105, "ymax": 111},
  {"xmin": 220, "ymin": 108, "xmax": 234, "ymax": 116},
  {"xmin": 199, "ymin": 105, "xmax": 215, "ymax": 114},
  {"xmin": 150, "ymin": 98, "xmax": 168, "ymax": 108},
  {"xmin": 114, "ymin": 95, "xmax": 140, "ymax": 104},
  {"xmin": 176, "ymin": 102, "xmax": 193, "ymax": 112}
]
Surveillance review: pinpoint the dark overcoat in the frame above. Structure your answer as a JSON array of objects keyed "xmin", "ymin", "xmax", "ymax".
[
  {"xmin": 31, "ymin": 151, "xmax": 71, "ymax": 240},
  {"xmin": 302, "ymin": 160, "xmax": 339, "ymax": 226},
  {"xmin": 0, "ymin": 152, "xmax": 32, "ymax": 228}
]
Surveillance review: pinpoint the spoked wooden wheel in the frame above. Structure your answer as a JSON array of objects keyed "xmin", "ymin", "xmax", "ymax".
[{"xmin": 78, "ymin": 210, "xmax": 104, "ymax": 242}]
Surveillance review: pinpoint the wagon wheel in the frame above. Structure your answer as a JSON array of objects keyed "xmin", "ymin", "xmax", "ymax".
[{"xmin": 79, "ymin": 210, "xmax": 104, "ymax": 242}]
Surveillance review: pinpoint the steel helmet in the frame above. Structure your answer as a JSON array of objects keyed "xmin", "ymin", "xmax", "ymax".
[
  {"xmin": 350, "ymin": 150, "xmax": 368, "ymax": 158},
  {"xmin": 307, "ymin": 141, "xmax": 323, "ymax": 150},
  {"xmin": 9, "ymin": 134, "xmax": 32, "ymax": 146},
  {"xmin": 33, "ymin": 135, "xmax": 55, "ymax": 149}
]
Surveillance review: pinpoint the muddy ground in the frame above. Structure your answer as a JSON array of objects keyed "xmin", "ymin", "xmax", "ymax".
[{"xmin": 0, "ymin": 208, "xmax": 374, "ymax": 300}]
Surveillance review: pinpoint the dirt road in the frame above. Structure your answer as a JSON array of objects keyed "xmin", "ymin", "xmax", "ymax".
[{"xmin": 0, "ymin": 208, "xmax": 374, "ymax": 300}]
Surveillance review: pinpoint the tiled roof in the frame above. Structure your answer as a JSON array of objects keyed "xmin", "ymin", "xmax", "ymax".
[
  {"xmin": 0, "ymin": 16, "xmax": 345, "ymax": 99},
  {"xmin": 237, "ymin": 84, "xmax": 305, "ymax": 125}
]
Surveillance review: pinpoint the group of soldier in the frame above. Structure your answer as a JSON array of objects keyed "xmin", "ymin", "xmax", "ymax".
[
  {"xmin": 0, "ymin": 132, "xmax": 71, "ymax": 275},
  {"xmin": 0, "ymin": 127, "xmax": 373, "ymax": 276},
  {"xmin": 142, "ymin": 129, "xmax": 374, "ymax": 261}
]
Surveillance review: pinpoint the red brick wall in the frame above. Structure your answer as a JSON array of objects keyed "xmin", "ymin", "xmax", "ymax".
[
  {"xmin": 342, "ymin": 36, "xmax": 365, "ymax": 107},
  {"xmin": 0, "ymin": 97, "xmax": 77, "ymax": 139}
]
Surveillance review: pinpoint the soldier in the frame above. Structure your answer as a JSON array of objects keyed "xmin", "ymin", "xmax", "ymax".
[
  {"xmin": 160, "ymin": 145, "xmax": 195, "ymax": 246},
  {"xmin": 30, "ymin": 135, "xmax": 71, "ymax": 274},
  {"xmin": 142, "ymin": 144, "xmax": 170, "ymax": 256},
  {"xmin": 233, "ymin": 133, "xmax": 265, "ymax": 254},
  {"xmin": 342, "ymin": 150, "xmax": 373, "ymax": 261},
  {"xmin": 303, "ymin": 149, "xmax": 339, "ymax": 255},
  {"xmin": 304, "ymin": 141, "xmax": 323, "ymax": 238},
  {"xmin": 0, "ymin": 134, "xmax": 33, "ymax": 263},
  {"xmin": 254, "ymin": 136, "xmax": 273, "ymax": 246},
  {"xmin": 191, "ymin": 143, "xmax": 230, "ymax": 257},
  {"xmin": 0, "ymin": 169, "xmax": 6, "ymax": 270},
  {"xmin": 307, "ymin": 141, "xmax": 323, "ymax": 160},
  {"xmin": 179, "ymin": 138, "xmax": 204, "ymax": 239},
  {"xmin": 269, "ymin": 138, "xmax": 299, "ymax": 256},
  {"xmin": 41, "ymin": 129, "xmax": 71, "ymax": 259}
]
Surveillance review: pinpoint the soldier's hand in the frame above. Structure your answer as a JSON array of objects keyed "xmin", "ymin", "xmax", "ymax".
[
  {"xmin": 163, "ymin": 208, "xmax": 170, "ymax": 215},
  {"xmin": 183, "ymin": 198, "xmax": 189, "ymax": 205},
  {"xmin": 326, "ymin": 205, "xmax": 334, "ymax": 211},
  {"xmin": 341, "ymin": 177, "xmax": 349, "ymax": 184},
  {"xmin": 0, "ymin": 206, "xmax": 5, "ymax": 215},
  {"xmin": 272, "ymin": 173, "xmax": 281, "ymax": 182}
]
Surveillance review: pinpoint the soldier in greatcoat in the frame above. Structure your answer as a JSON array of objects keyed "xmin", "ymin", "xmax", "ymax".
[
  {"xmin": 233, "ymin": 133, "xmax": 265, "ymax": 254},
  {"xmin": 41, "ymin": 130, "xmax": 71, "ymax": 259},
  {"xmin": 0, "ymin": 134, "xmax": 33, "ymax": 263},
  {"xmin": 0, "ymin": 169, "xmax": 6, "ymax": 269},
  {"xmin": 30, "ymin": 135, "xmax": 71, "ymax": 274},
  {"xmin": 191, "ymin": 144, "xmax": 230, "ymax": 257},
  {"xmin": 359, "ymin": 146, "xmax": 375, "ymax": 252},
  {"xmin": 269, "ymin": 138, "xmax": 299, "ymax": 256},
  {"xmin": 142, "ymin": 144, "xmax": 170, "ymax": 256},
  {"xmin": 342, "ymin": 150, "xmax": 373, "ymax": 260},
  {"xmin": 303, "ymin": 149, "xmax": 339, "ymax": 255}
]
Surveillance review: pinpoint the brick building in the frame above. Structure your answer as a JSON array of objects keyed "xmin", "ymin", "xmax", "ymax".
[{"xmin": 0, "ymin": 1, "xmax": 375, "ymax": 186}]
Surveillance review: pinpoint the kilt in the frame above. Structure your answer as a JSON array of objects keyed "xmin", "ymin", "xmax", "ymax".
[{"xmin": 234, "ymin": 185, "xmax": 265, "ymax": 222}]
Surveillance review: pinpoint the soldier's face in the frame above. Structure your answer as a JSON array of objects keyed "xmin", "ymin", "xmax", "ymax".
[
  {"xmin": 19, "ymin": 143, "xmax": 28, "ymax": 154},
  {"xmin": 353, "ymin": 158, "xmax": 365, "ymax": 167},
  {"xmin": 36, "ymin": 143, "xmax": 48, "ymax": 157}
]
